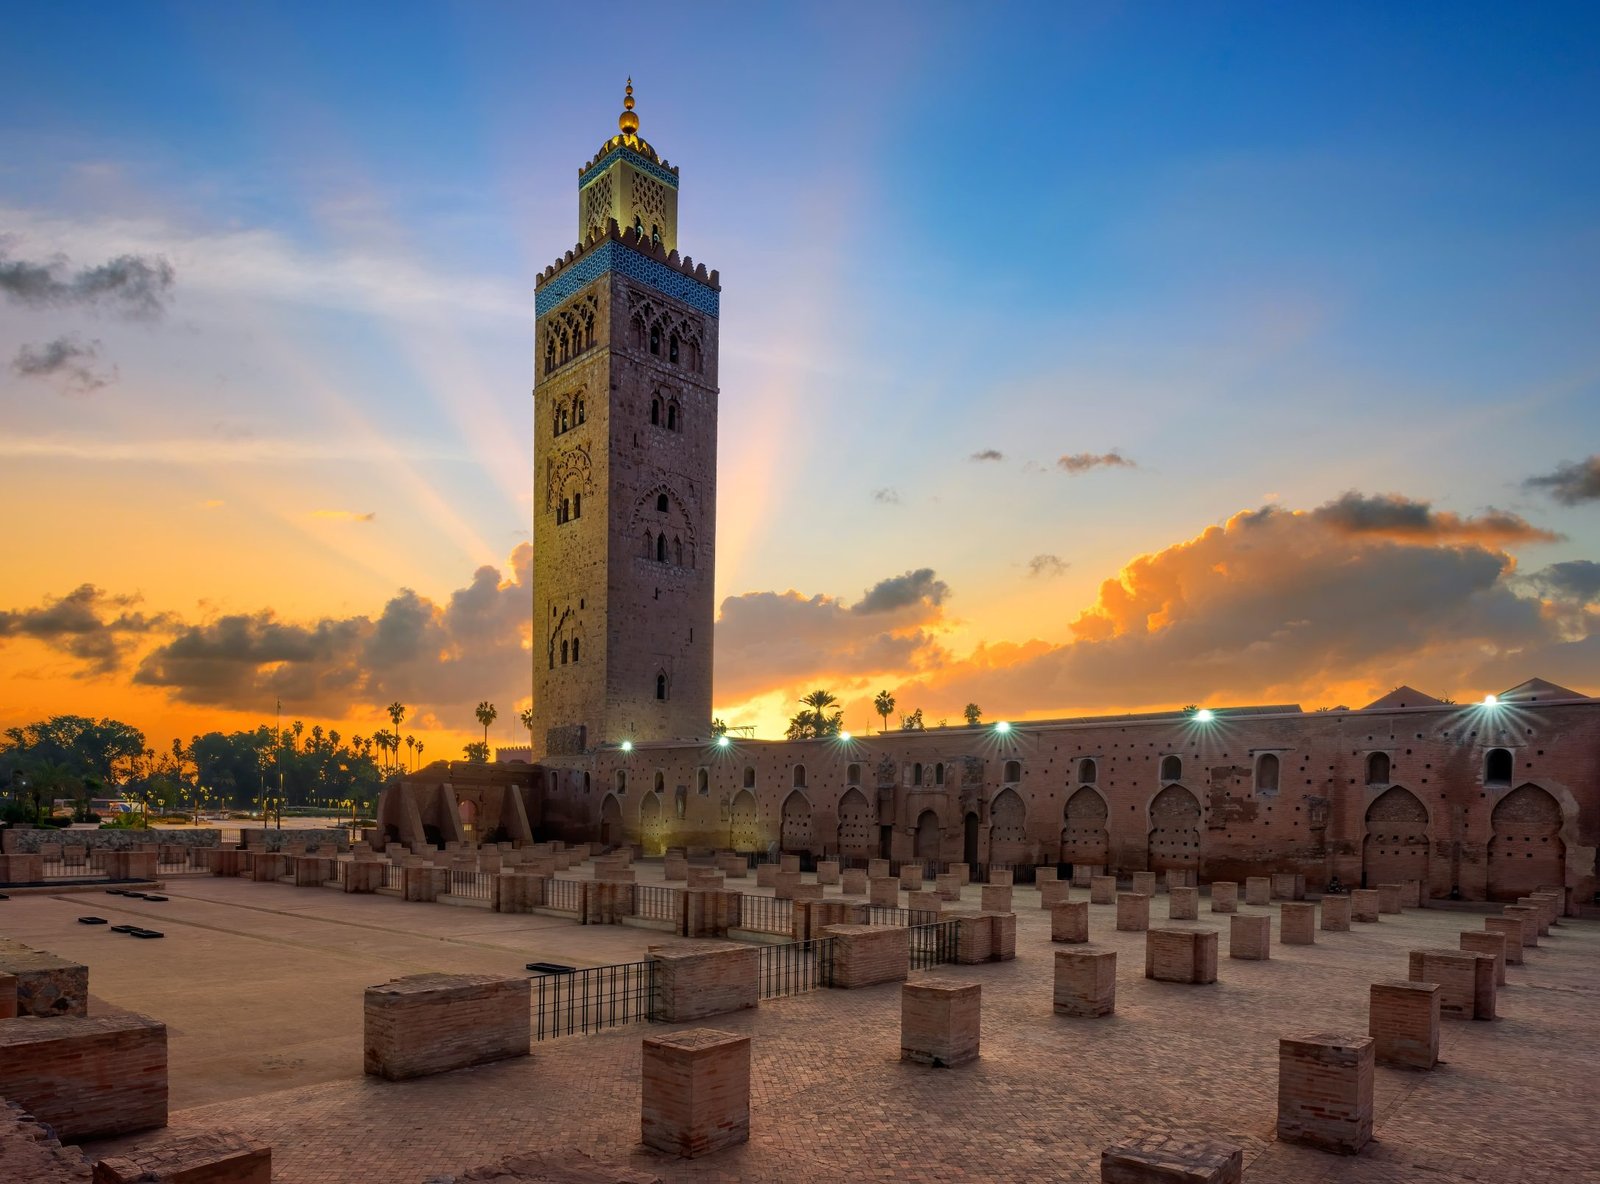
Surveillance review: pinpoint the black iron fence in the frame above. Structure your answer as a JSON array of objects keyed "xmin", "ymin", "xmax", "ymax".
[
  {"xmin": 383, "ymin": 864, "xmax": 404, "ymax": 890},
  {"xmin": 531, "ymin": 960, "xmax": 657, "ymax": 1040},
  {"xmin": 757, "ymin": 937, "xmax": 835, "ymax": 998},
  {"xmin": 633, "ymin": 884, "xmax": 681, "ymax": 923},
  {"xmin": 866, "ymin": 905, "xmax": 942, "ymax": 927},
  {"xmin": 907, "ymin": 920, "xmax": 961, "ymax": 971},
  {"xmin": 737, "ymin": 894, "xmax": 793, "ymax": 936},
  {"xmin": 447, "ymin": 869, "xmax": 491, "ymax": 901},
  {"xmin": 546, "ymin": 878, "xmax": 584, "ymax": 912}
]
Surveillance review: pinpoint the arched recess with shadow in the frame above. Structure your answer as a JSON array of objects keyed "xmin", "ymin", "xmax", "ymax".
[
  {"xmin": 1146, "ymin": 784, "xmax": 1201, "ymax": 874},
  {"xmin": 914, "ymin": 809, "xmax": 941, "ymax": 863},
  {"xmin": 1362, "ymin": 785, "xmax": 1429, "ymax": 889},
  {"xmin": 780, "ymin": 790, "xmax": 814, "ymax": 852},
  {"xmin": 1488, "ymin": 784, "xmax": 1565, "ymax": 901},
  {"xmin": 987, "ymin": 788, "xmax": 1029, "ymax": 867},
  {"xmin": 639, "ymin": 792, "xmax": 666, "ymax": 856},
  {"xmin": 729, "ymin": 789, "xmax": 759, "ymax": 852},
  {"xmin": 1061, "ymin": 787, "xmax": 1109, "ymax": 870},
  {"xmin": 600, "ymin": 793, "xmax": 623, "ymax": 847},
  {"xmin": 836, "ymin": 788, "xmax": 874, "ymax": 859}
]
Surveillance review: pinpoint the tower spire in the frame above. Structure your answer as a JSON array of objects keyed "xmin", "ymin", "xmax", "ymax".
[{"xmin": 618, "ymin": 77, "xmax": 639, "ymax": 137}]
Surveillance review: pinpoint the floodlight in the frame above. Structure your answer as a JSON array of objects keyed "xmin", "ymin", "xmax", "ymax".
[
  {"xmin": 1482, "ymin": 694, "xmax": 1499, "ymax": 707},
  {"xmin": 839, "ymin": 731, "xmax": 852, "ymax": 742},
  {"xmin": 1195, "ymin": 708, "xmax": 1214, "ymax": 723},
  {"xmin": 994, "ymin": 720, "xmax": 1011, "ymax": 734},
  {"xmin": 716, "ymin": 734, "xmax": 731, "ymax": 748},
  {"xmin": 620, "ymin": 740, "xmax": 633, "ymax": 753}
]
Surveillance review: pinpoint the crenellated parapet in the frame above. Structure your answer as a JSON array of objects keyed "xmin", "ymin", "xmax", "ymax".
[{"xmin": 535, "ymin": 220, "xmax": 720, "ymax": 319}]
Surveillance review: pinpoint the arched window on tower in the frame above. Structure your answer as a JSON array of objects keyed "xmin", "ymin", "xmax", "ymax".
[
  {"xmin": 651, "ymin": 224, "xmax": 661, "ymax": 247},
  {"xmin": 634, "ymin": 215, "xmax": 644, "ymax": 238},
  {"xmin": 572, "ymin": 492, "xmax": 581, "ymax": 519},
  {"xmin": 656, "ymin": 533, "xmax": 667, "ymax": 562},
  {"xmin": 1366, "ymin": 752, "xmax": 1390, "ymax": 786},
  {"xmin": 697, "ymin": 768, "xmax": 708, "ymax": 794},
  {"xmin": 650, "ymin": 324, "xmax": 661, "ymax": 355},
  {"xmin": 1077, "ymin": 758, "xmax": 1096, "ymax": 784},
  {"xmin": 935, "ymin": 762, "xmax": 945, "ymax": 786},
  {"xmin": 650, "ymin": 397, "xmax": 660, "ymax": 425},
  {"xmin": 575, "ymin": 398, "xmax": 585, "ymax": 424},
  {"xmin": 571, "ymin": 638, "xmax": 580, "ymax": 663},
  {"xmin": 669, "ymin": 333, "xmax": 679, "ymax": 364},
  {"xmin": 1004, "ymin": 759, "xmax": 1022, "ymax": 783},
  {"xmin": 544, "ymin": 339, "xmax": 555, "ymax": 374},
  {"xmin": 560, "ymin": 407, "xmax": 569, "ymax": 432},
  {"xmin": 1255, "ymin": 753, "xmax": 1280, "ymax": 792},
  {"xmin": 1485, "ymin": 748, "xmax": 1512, "ymax": 787},
  {"xmin": 667, "ymin": 403, "xmax": 678, "ymax": 430},
  {"xmin": 1160, "ymin": 755, "xmax": 1182, "ymax": 782},
  {"xmin": 674, "ymin": 536, "xmax": 683, "ymax": 565},
  {"xmin": 657, "ymin": 493, "xmax": 669, "ymax": 513},
  {"xmin": 560, "ymin": 639, "xmax": 569, "ymax": 665},
  {"xmin": 912, "ymin": 762, "xmax": 923, "ymax": 786},
  {"xmin": 656, "ymin": 672, "xmax": 668, "ymax": 701},
  {"xmin": 744, "ymin": 766, "xmax": 756, "ymax": 789}
]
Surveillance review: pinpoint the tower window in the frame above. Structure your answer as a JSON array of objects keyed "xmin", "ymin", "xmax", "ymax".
[
  {"xmin": 1256, "ymin": 753, "xmax": 1280, "ymax": 792},
  {"xmin": 560, "ymin": 639, "xmax": 569, "ymax": 664},
  {"xmin": 669, "ymin": 333, "xmax": 679, "ymax": 364},
  {"xmin": 667, "ymin": 403, "xmax": 678, "ymax": 430},
  {"xmin": 697, "ymin": 768, "xmax": 708, "ymax": 794},
  {"xmin": 571, "ymin": 637, "xmax": 580, "ymax": 663},
  {"xmin": 657, "ymin": 493, "xmax": 669, "ymax": 513},
  {"xmin": 576, "ymin": 399, "xmax": 585, "ymax": 424},
  {"xmin": 656, "ymin": 673, "xmax": 668, "ymax": 700},
  {"xmin": 1485, "ymin": 748, "xmax": 1512, "ymax": 787},
  {"xmin": 615, "ymin": 770, "xmax": 627, "ymax": 793},
  {"xmin": 656, "ymin": 533, "xmax": 666, "ymax": 561},
  {"xmin": 674, "ymin": 536, "xmax": 683, "ymax": 565},
  {"xmin": 572, "ymin": 492, "xmax": 581, "ymax": 518},
  {"xmin": 650, "ymin": 325, "xmax": 661, "ymax": 355},
  {"xmin": 743, "ymin": 766, "xmax": 756, "ymax": 789},
  {"xmin": 651, "ymin": 223, "xmax": 661, "ymax": 247},
  {"xmin": 634, "ymin": 215, "xmax": 644, "ymax": 237},
  {"xmin": 651, "ymin": 397, "xmax": 660, "ymax": 425}
]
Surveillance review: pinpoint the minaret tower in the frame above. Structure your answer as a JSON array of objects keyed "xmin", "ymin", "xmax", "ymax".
[{"xmin": 530, "ymin": 82, "xmax": 720, "ymax": 756}]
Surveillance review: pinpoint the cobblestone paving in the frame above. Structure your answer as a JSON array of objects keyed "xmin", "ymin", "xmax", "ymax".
[{"xmin": 47, "ymin": 879, "xmax": 1600, "ymax": 1182}]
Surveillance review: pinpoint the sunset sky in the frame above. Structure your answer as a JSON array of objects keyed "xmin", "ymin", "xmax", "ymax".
[{"xmin": 2, "ymin": 2, "xmax": 1597, "ymax": 758}]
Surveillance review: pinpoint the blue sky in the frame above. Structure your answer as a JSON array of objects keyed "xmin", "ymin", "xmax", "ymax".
[{"xmin": 1, "ymin": 1, "xmax": 1596, "ymax": 743}]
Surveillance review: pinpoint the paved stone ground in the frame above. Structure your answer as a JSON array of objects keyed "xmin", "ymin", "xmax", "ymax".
[{"xmin": 7, "ymin": 873, "xmax": 1597, "ymax": 1182}]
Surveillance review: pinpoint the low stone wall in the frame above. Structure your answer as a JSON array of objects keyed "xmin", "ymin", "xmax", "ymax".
[
  {"xmin": 0, "ymin": 1014, "xmax": 168, "ymax": 1140},
  {"xmin": 239, "ymin": 827, "xmax": 347, "ymax": 853},
  {"xmin": 91, "ymin": 1130, "xmax": 271, "ymax": 1184},
  {"xmin": 363, "ymin": 973, "xmax": 530, "ymax": 1080},
  {"xmin": 0, "ymin": 939, "xmax": 89, "ymax": 1017},
  {"xmin": 3, "ymin": 828, "xmax": 221, "ymax": 854},
  {"xmin": 0, "ymin": 1099, "xmax": 91, "ymax": 1183}
]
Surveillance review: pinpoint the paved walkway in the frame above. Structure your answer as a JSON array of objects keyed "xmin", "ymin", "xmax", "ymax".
[{"xmin": 9, "ymin": 875, "xmax": 1597, "ymax": 1182}]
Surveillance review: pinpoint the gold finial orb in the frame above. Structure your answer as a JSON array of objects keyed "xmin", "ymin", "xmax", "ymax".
[{"xmin": 618, "ymin": 77, "xmax": 639, "ymax": 136}]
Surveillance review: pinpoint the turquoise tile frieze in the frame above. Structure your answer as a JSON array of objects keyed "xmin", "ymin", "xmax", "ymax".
[
  {"xmin": 579, "ymin": 146, "xmax": 680, "ymax": 191},
  {"xmin": 536, "ymin": 240, "xmax": 719, "ymax": 319}
]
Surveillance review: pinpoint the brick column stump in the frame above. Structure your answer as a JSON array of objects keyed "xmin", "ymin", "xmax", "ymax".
[
  {"xmin": 1271, "ymin": 872, "xmax": 1305, "ymax": 900},
  {"xmin": 1145, "ymin": 929, "xmax": 1217, "ymax": 985},
  {"xmin": 1280, "ymin": 902, "xmax": 1316, "ymax": 945},
  {"xmin": 641, "ymin": 1028, "xmax": 751, "ymax": 1158},
  {"xmin": 1091, "ymin": 875, "xmax": 1117, "ymax": 905},
  {"xmin": 0, "ymin": 1013, "xmax": 168, "ymax": 1140},
  {"xmin": 990, "ymin": 868, "xmax": 1014, "ymax": 886},
  {"xmin": 868, "ymin": 858, "xmax": 890, "ymax": 879},
  {"xmin": 1229, "ymin": 914, "xmax": 1271, "ymax": 960},
  {"xmin": 824, "ymin": 924, "xmax": 910, "ymax": 988},
  {"xmin": 773, "ymin": 870, "xmax": 801, "ymax": 900},
  {"xmin": 1376, "ymin": 883, "xmax": 1403, "ymax": 914},
  {"xmin": 1483, "ymin": 917, "xmax": 1525, "ymax": 963},
  {"xmin": 841, "ymin": 868, "xmax": 868, "ymax": 895},
  {"xmin": 1040, "ymin": 880, "xmax": 1071, "ymax": 908},
  {"xmin": 935, "ymin": 873, "xmax": 963, "ymax": 902},
  {"xmin": 1276, "ymin": 1033, "xmax": 1374, "ymax": 1154},
  {"xmin": 650, "ymin": 942, "xmax": 758, "ymax": 1022},
  {"xmin": 1210, "ymin": 882, "xmax": 1237, "ymax": 913},
  {"xmin": 1073, "ymin": 865, "xmax": 1096, "ymax": 888},
  {"xmin": 1245, "ymin": 877, "xmax": 1271, "ymax": 906},
  {"xmin": 1168, "ymin": 886, "xmax": 1199, "ymax": 920},
  {"xmin": 1101, "ymin": 1132, "xmax": 1242, "ymax": 1183},
  {"xmin": 899, "ymin": 864, "xmax": 924, "ymax": 889},
  {"xmin": 1052, "ymin": 901, "xmax": 1090, "ymax": 943},
  {"xmin": 1131, "ymin": 871, "xmax": 1157, "ymax": 896},
  {"xmin": 1054, "ymin": 949, "xmax": 1116, "ymax": 1017},
  {"xmin": 1321, "ymin": 896, "xmax": 1352, "ymax": 931},
  {"xmin": 869, "ymin": 877, "xmax": 900, "ymax": 907},
  {"xmin": 779, "ymin": 854, "xmax": 800, "ymax": 873},
  {"xmin": 951, "ymin": 862, "xmax": 971, "ymax": 886},
  {"xmin": 981, "ymin": 884, "xmax": 1013, "ymax": 912},
  {"xmin": 1459, "ymin": 931, "xmax": 1508, "ymax": 986},
  {"xmin": 1501, "ymin": 906, "xmax": 1539, "ymax": 946},
  {"xmin": 1035, "ymin": 866, "xmax": 1057, "ymax": 884},
  {"xmin": 92, "ymin": 1130, "xmax": 271, "ymax": 1184},
  {"xmin": 1400, "ymin": 880, "xmax": 1423, "ymax": 909},
  {"xmin": 1515, "ymin": 898, "xmax": 1552, "ymax": 935},
  {"xmin": 900, "ymin": 979, "xmax": 980, "ymax": 1067},
  {"xmin": 1368, "ymin": 980, "xmax": 1440, "ymax": 1070},
  {"xmin": 364, "ymin": 974, "xmax": 530, "ymax": 1080},
  {"xmin": 1116, "ymin": 893, "xmax": 1150, "ymax": 932},
  {"xmin": 816, "ymin": 860, "xmax": 841, "ymax": 886},
  {"xmin": 1350, "ymin": 889, "xmax": 1380, "ymax": 923},
  {"xmin": 0, "ymin": 973, "xmax": 16, "ymax": 1019},
  {"xmin": 906, "ymin": 890, "xmax": 943, "ymax": 914},
  {"xmin": 1408, "ymin": 949, "xmax": 1496, "ymax": 1020}
]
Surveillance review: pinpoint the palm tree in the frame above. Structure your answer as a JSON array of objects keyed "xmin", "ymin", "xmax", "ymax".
[
  {"xmin": 963, "ymin": 703, "xmax": 982, "ymax": 726},
  {"xmin": 874, "ymin": 690, "xmax": 896, "ymax": 734},
  {"xmin": 476, "ymin": 701, "xmax": 498, "ymax": 752},
  {"xmin": 387, "ymin": 702, "xmax": 406, "ymax": 751},
  {"xmin": 415, "ymin": 740, "xmax": 424, "ymax": 767},
  {"xmin": 789, "ymin": 690, "xmax": 843, "ymax": 740},
  {"xmin": 405, "ymin": 734, "xmax": 416, "ymax": 770},
  {"xmin": 519, "ymin": 705, "xmax": 535, "ymax": 746}
]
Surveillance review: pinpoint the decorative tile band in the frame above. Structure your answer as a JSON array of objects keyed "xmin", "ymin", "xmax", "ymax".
[
  {"xmin": 580, "ymin": 146, "xmax": 680, "ymax": 192},
  {"xmin": 536, "ymin": 240, "xmax": 719, "ymax": 319}
]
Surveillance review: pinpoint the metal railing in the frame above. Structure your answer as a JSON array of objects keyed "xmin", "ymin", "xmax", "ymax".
[
  {"xmin": 545, "ymin": 878, "xmax": 584, "ymax": 913},
  {"xmin": 737, "ymin": 894, "xmax": 793, "ymax": 936},
  {"xmin": 447, "ymin": 869, "xmax": 490, "ymax": 900},
  {"xmin": 907, "ymin": 920, "xmax": 961, "ymax": 970},
  {"xmin": 757, "ymin": 937, "xmax": 835, "ymax": 998},
  {"xmin": 866, "ymin": 905, "xmax": 942, "ymax": 927},
  {"xmin": 32, "ymin": 858, "xmax": 107, "ymax": 882},
  {"xmin": 383, "ymin": 864, "xmax": 404, "ymax": 890},
  {"xmin": 531, "ymin": 960, "xmax": 657, "ymax": 1040},
  {"xmin": 632, "ymin": 884, "xmax": 681, "ymax": 923}
]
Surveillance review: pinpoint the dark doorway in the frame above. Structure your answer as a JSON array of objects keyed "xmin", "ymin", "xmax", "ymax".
[{"xmin": 963, "ymin": 812, "xmax": 980, "ymax": 866}]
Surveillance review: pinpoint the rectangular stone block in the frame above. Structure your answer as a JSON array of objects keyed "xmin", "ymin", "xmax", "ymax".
[
  {"xmin": 1350, "ymin": 889, "xmax": 1380, "ymax": 922},
  {"xmin": 823, "ymin": 924, "xmax": 910, "ymax": 988},
  {"xmin": 293, "ymin": 855, "xmax": 336, "ymax": 887},
  {"xmin": 1280, "ymin": 902, "xmax": 1316, "ymax": 945},
  {"xmin": 0, "ymin": 853, "xmax": 43, "ymax": 883},
  {"xmin": 988, "ymin": 911, "xmax": 1017, "ymax": 961},
  {"xmin": 92, "ymin": 1130, "xmax": 271, "ymax": 1184},
  {"xmin": 650, "ymin": 942, "xmax": 758, "ymax": 1022},
  {"xmin": 1400, "ymin": 880, "xmax": 1423, "ymax": 909},
  {"xmin": 989, "ymin": 868, "xmax": 1014, "ymax": 886},
  {"xmin": 900, "ymin": 979, "xmax": 980, "ymax": 1068},
  {"xmin": 663, "ymin": 856, "xmax": 688, "ymax": 882},
  {"xmin": 408, "ymin": 865, "xmax": 451, "ymax": 903},
  {"xmin": 906, "ymin": 890, "xmax": 943, "ymax": 914},
  {"xmin": 779, "ymin": 854, "xmax": 800, "ymax": 874},
  {"xmin": 1100, "ymin": 1132, "xmax": 1243, "ymax": 1183},
  {"xmin": 1408, "ymin": 948, "xmax": 1496, "ymax": 1020},
  {"xmin": 1321, "ymin": 896, "xmax": 1352, "ymax": 931},
  {"xmin": 1515, "ymin": 897, "xmax": 1552, "ymax": 935},
  {"xmin": 363, "ymin": 973, "xmax": 530, "ymax": 1080},
  {"xmin": 981, "ymin": 884, "xmax": 1013, "ymax": 912},
  {"xmin": 641, "ymin": 1028, "xmax": 750, "ymax": 1158},
  {"xmin": 790, "ymin": 882, "xmax": 824, "ymax": 902},
  {"xmin": 1168, "ymin": 886, "xmax": 1199, "ymax": 920},
  {"xmin": 868, "ymin": 858, "xmax": 890, "ymax": 879},
  {"xmin": 841, "ymin": 868, "xmax": 868, "ymax": 895},
  {"xmin": 1245, "ymin": 877, "xmax": 1271, "ymax": 907},
  {"xmin": 1229, "ymin": 914, "xmax": 1271, "ymax": 960},
  {"xmin": 1091, "ymin": 875, "xmax": 1117, "ymax": 905},
  {"xmin": 1377, "ymin": 883, "xmax": 1403, "ymax": 914},
  {"xmin": 1130, "ymin": 871, "xmax": 1157, "ymax": 897},
  {"xmin": 816, "ymin": 860, "xmax": 840, "ymax": 885},
  {"xmin": 340, "ymin": 860, "xmax": 382, "ymax": 893},
  {"xmin": 1483, "ymin": 917, "xmax": 1525, "ymax": 963},
  {"xmin": 869, "ymin": 877, "xmax": 900, "ymax": 907},
  {"xmin": 1145, "ymin": 928, "xmax": 1218, "ymax": 985},
  {"xmin": 1052, "ymin": 900, "xmax": 1089, "ymax": 943},
  {"xmin": 1210, "ymin": 882, "xmax": 1237, "ymax": 913},
  {"xmin": 935, "ymin": 873, "xmax": 963, "ymax": 901},
  {"xmin": 951, "ymin": 862, "xmax": 971, "ymax": 886},
  {"xmin": 1164, "ymin": 868, "xmax": 1198, "ymax": 889},
  {"xmin": 0, "ymin": 940, "xmax": 89, "ymax": 1018},
  {"xmin": 773, "ymin": 870, "xmax": 801, "ymax": 900},
  {"xmin": 1271, "ymin": 872, "xmax": 1306, "ymax": 900},
  {"xmin": 1368, "ymin": 980, "xmax": 1440, "ymax": 1070},
  {"xmin": 755, "ymin": 863, "xmax": 778, "ymax": 889},
  {"xmin": 1116, "ymin": 893, "xmax": 1150, "ymax": 932},
  {"xmin": 899, "ymin": 864, "xmax": 925, "ymax": 889},
  {"xmin": 1073, "ymin": 864, "xmax": 1096, "ymax": 887},
  {"xmin": 1460, "ymin": 931, "xmax": 1508, "ymax": 986},
  {"xmin": 1276, "ymin": 1033, "xmax": 1374, "ymax": 1154},
  {"xmin": 1054, "ymin": 949, "xmax": 1116, "ymax": 1017},
  {"xmin": 1040, "ymin": 879, "xmax": 1071, "ymax": 907},
  {"xmin": 0, "ymin": 1014, "xmax": 168, "ymax": 1139},
  {"xmin": 0, "ymin": 973, "xmax": 16, "ymax": 1019},
  {"xmin": 1501, "ymin": 906, "xmax": 1540, "ymax": 946},
  {"xmin": 953, "ymin": 912, "xmax": 993, "ymax": 963},
  {"xmin": 1034, "ymin": 866, "xmax": 1057, "ymax": 884},
  {"xmin": 687, "ymin": 868, "xmax": 724, "ymax": 890}
]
